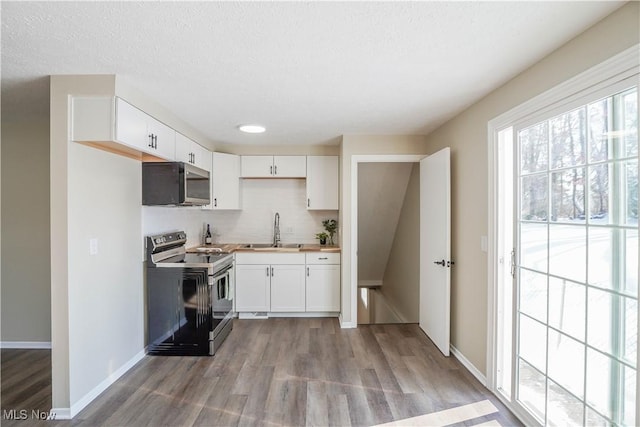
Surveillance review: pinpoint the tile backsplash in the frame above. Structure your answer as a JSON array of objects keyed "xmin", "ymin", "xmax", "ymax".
[{"xmin": 143, "ymin": 179, "xmax": 337, "ymax": 247}]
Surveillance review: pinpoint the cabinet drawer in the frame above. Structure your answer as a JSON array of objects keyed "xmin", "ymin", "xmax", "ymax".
[
  {"xmin": 235, "ymin": 252, "xmax": 305, "ymax": 265},
  {"xmin": 305, "ymin": 252, "xmax": 340, "ymax": 265}
]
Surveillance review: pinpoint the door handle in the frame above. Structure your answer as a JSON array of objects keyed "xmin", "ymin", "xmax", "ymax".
[{"xmin": 434, "ymin": 259, "xmax": 445, "ymax": 266}]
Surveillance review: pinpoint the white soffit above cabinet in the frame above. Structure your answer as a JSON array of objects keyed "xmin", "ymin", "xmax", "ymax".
[{"xmin": 1, "ymin": 1, "xmax": 624, "ymax": 146}]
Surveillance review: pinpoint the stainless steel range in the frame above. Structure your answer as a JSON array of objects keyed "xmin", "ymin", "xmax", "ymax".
[{"xmin": 145, "ymin": 231, "xmax": 234, "ymax": 356}]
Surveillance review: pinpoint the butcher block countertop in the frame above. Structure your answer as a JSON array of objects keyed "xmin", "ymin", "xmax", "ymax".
[{"xmin": 187, "ymin": 243, "xmax": 341, "ymax": 254}]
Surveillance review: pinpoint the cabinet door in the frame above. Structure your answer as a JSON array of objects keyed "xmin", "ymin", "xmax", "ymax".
[
  {"xmin": 115, "ymin": 98, "xmax": 149, "ymax": 151},
  {"xmin": 270, "ymin": 264, "xmax": 306, "ymax": 312},
  {"xmin": 306, "ymin": 264, "xmax": 340, "ymax": 312},
  {"xmin": 241, "ymin": 156, "xmax": 273, "ymax": 177},
  {"xmin": 191, "ymin": 142, "xmax": 211, "ymax": 172},
  {"xmin": 274, "ymin": 156, "xmax": 306, "ymax": 178},
  {"xmin": 175, "ymin": 132, "xmax": 192, "ymax": 164},
  {"xmin": 210, "ymin": 152, "xmax": 241, "ymax": 210},
  {"xmin": 176, "ymin": 133, "xmax": 211, "ymax": 172},
  {"xmin": 306, "ymin": 156, "xmax": 339, "ymax": 210},
  {"xmin": 147, "ymin": 116, "xmax": 175, "ymax": 160},
  {"xmin": 235, "ymin": 264, "xmax": 271, "ymax": 312}
]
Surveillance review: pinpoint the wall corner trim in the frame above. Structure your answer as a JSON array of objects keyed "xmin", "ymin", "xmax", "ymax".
[
  {"xmin": 450, "ymin": 344, "xmax": 487, "ymax": 387},
  {"xmin": 0, "ymin": 341, "xmax": 52, "ymax": 349},
  {"xmin": 69, "ymin": 349, "xmax": 145, "ymax": 418}
]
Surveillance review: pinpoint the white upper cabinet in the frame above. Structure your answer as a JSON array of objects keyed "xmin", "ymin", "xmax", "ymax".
[
  {"xmin": 306, "ymin": 156, "xmax": 339, "ymax": 210},
  {"xmin": 241, "ymin": 155, "xmax": 306, "ymax": 178},
  {"xmin": 146, "ymin": 115, "xmax": 177, "ymax": 161},
  {"xmin": 175, "ymin": 132, "xmax": 211, "ymax": 172},
  {"xmin": 113, "ymin": 97, "xmax": 148, "ymax": 150},
  {"xmin": 72, "ymin": 96, "xmax": 176, "ymax": 161},
  {"xmin": 203, "ymin": 152, "xmax": 241, "ymax": 210},
  {"xmin": 273, "ymin": 156, "xmax": 306, "ymax": 177}
]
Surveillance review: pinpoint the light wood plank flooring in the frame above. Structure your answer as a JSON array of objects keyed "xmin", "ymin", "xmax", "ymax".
[{"xmin": 1, "ymin": 318, "xmax": 521, "ymax": 426}]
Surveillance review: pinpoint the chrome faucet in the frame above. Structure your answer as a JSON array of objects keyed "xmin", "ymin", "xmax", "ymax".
[{"xmin": 273, "ymin": 212, "xmax": 281, "ymax": 247}]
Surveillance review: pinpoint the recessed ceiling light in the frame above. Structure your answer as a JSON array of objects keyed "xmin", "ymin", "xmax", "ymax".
[{"xmin": 238, "ymin": 124, "xmax": 266, "ymax": 134}]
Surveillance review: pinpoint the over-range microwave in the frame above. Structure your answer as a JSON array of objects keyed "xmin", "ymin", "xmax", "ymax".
[{"xmin": 142, "ymin": 162, "xmax": 210, "ymax": 206}]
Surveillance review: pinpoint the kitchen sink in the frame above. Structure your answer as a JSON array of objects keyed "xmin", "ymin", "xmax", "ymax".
[
  {"xmin": 241, "ymin": 243, "xmax": 303, "ymax": 249},
  {"xmin": 276, "ymin": 243, "xmax": 303, "ymax": 248}
]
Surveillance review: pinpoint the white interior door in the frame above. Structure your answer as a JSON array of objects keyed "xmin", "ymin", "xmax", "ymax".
[{"xmin": 420, "ymin": 147, "xmax": 451, "ymax": 356}]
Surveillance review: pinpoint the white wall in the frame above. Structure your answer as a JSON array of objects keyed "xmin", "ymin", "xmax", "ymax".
[
  {"xmin": 1, "ymin": 118, "xmax": 51, "ymax": 343},
  {"xmin": 421, "ymin": 2, "xmax": 639, "ymax": 374},
  {"xmin": 143, "ymin": 179, "xmax": 337, "ymax": 245},
  {"xmin": 67, "ymin": 142, "xmax": 143, "ymax": 405},
  {"xmin": 357, "ymin": 163, "xmax": 412, "ymax": 283}
]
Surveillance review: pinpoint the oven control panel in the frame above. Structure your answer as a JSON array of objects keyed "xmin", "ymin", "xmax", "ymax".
[{"xmin": 147, "ymin": 231, "xmax": 187, "ymax": 252}]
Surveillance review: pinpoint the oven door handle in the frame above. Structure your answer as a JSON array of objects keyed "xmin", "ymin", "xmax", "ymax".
[{"xmin": 211, "ymin": 268, "xmax": 231, "ymax": 284}]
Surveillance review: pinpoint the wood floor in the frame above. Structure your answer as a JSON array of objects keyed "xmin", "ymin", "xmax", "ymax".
[{"xmin": 1, "ymin": 318, "xmax": 521, "ymax": 426}]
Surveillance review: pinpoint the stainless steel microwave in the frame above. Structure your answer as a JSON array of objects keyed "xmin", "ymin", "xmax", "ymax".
[{"xmin": 142, "ymin": 162, "xmax": 210, "ymax": 206}]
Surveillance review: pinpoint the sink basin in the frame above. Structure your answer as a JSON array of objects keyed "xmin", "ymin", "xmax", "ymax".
[
  {"xmin": 277, "ymin": 243, "xmax": 303, "ymax": 249},
  {"xmin": 240, "ymin": 243, "xmax": 303, "ymax": 249}
]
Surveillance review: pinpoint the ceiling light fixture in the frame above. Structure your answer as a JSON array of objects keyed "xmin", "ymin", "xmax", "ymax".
[{"xmin": 238, "ymin": 124, "xmax": 266, "ymax": 134}]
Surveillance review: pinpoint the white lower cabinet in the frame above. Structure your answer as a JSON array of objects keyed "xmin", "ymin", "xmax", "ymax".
[
  {"xmin": 235, "ymin": 264, "xmax": 271, "ymax": 312},
  {"xmin": 305, "ymin": 253, "xmax": 341, "ymax": 312},
  {"xmin": 270, "ymin": 265, "xmax": 306, "ymax": 312},
  {"xmin": 306, "ymin": 265, "xmax": 341, "ymax": 312},
  {"xmin": 235, "ymin": 253, "xmax": 305, "ymax": 313},
  {"xmin": 235, "ymin": 252, "xmax": 340, "ymax": 314}
]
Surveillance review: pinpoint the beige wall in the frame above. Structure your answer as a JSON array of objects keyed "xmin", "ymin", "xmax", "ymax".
[
  {"xmin": 1, "ymin": 118, "xmax": 51, "ymax": 343},
  {"xmin": 357, "ymin": 162, "xmax": 412, "ymax": 283},
  {"xmin": 421, "ymin": 2, "xmax": 640, "ymax": 374},
  {"xmin": 382, "ymin": 163, "xmax": 420, "ymax": 323},
  {"xmin": 340, "ymin": 135, "xmax": 428, "ymax": 325}
]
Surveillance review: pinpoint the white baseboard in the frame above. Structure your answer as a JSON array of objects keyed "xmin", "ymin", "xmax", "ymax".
[
  {"xmin": 450, "ymin": 344, "xmax": 487, "ymax": 386},
  {"xmin": 339, "ymin": 313, "xmax": 357, "ymax": 328},
  {"xmin": 67, "ymin": 349, "xmax": 145, "ymax": 418},
  {"xmin": 0, "ymin": 341, "xmax": 52, "ymax": 349},
  {"xmin": 49, "ymin": 408, "xmax": 71, "ymax": 420}
]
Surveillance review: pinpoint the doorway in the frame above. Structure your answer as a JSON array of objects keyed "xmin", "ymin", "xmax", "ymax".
[
  {"xmin": 356, "ymin": 161, "xmax": 419, "ymax": 324},
  {"xmin": 350, "ymin": 151, "xmax": 452, "ymax": 357},
  {"xmin": 491, "ymin": 82, "xmax": 638, "ymax": 426}
]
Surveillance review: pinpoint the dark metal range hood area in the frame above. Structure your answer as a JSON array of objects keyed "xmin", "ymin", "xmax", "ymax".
[{"xmin": 142, "ymin": 162, "xmax": 210, "ymax": 206}]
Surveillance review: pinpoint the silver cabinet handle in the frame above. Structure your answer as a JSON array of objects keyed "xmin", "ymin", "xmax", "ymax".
[
  {"xmin": 148, "ymin": 134, "xmax": 154, "ymax": 148},
  {"xmin": 270, "ymin": 165, "xmax": 273, "ymax": 175},
  {"xmin": 274, "ymin": 165, "xmax": 278, "ymax": 175},
  {"xmin": 307, "ymin": 267, "xmax": 310, "ymax": 276},
  {"xmin": 266, "ymin": 267, "xmax": 269, "ymax": 276},
  {"xmin": 214, "ymin": 198, "xmax": 217, "ymax": 207},
  {"xmin": 319, "ymin": 257, "xmax": 328, "ymax": 260},
  {"xmin": 271, "ymin": 267, "xmax": 274, "ymax": 276},
  {"xmin": 307, "ymin": 198, "xmax": 310, "ymax": 207}
]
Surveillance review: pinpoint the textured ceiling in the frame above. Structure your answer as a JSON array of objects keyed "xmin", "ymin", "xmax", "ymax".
[{"xmin": 1, "ymin": 1, "xmax": 624, "ymax": 146}]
